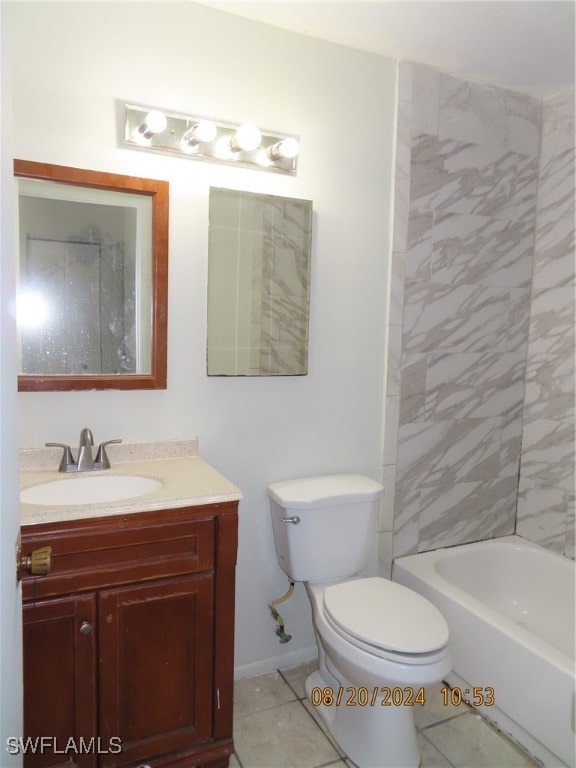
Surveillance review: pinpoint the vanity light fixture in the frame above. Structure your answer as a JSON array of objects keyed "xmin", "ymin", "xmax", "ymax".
[
  {"xmin": 181, "ymin": 120, "xmax": 218, "ymax": 150},
  {"xmin": 267, "ymin": 137, "xmax": 300, "ymax": 161},
  {"xmin": 124, "ymin": 104, "xmax": 299, "ymax": 174},
  {"xmin": 137, "ymin": 110, "xmax": 168, "ymax": 141},
  {"xmin": 230, "ymin": 122, "xmax": 262, "ymax": 152}
]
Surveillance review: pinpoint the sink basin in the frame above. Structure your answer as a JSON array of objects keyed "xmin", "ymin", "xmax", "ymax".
[{"xmin": 20, "ymin": 475, "xmax": 163, "ymax": 506}]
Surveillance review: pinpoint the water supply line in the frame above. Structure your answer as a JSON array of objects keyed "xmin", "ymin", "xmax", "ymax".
[{"xmin": 268, "ymin": 581, "xmax": 295, "ymax": 643}]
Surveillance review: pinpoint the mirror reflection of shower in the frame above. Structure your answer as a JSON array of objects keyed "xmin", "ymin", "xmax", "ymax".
[
  {"xmin": 18, "ymin": 235, "xmax": 130, "ymax": 375},
  {"xmin": 207, "ymin": 188, "xmax": 313, "ymax": 377},
  {"xmin": 16, "ymin": 179, "xmax": 153, "ymax": 376}
]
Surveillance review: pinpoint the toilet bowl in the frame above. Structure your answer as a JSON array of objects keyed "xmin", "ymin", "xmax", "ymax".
[
  {"xmin": 310, "ymin": 577, "xmax": 450, "ymax": 679},
  {"xmin": 268, "ymin": 474, "xmax": 451, "ymax": 768},
  {"xmin": 305, "ymin": 578, "xmax": 450, "ymax": 768}
]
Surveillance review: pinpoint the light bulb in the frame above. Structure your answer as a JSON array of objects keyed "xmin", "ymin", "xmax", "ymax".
[
  {"xmin": 138, "ymin": 110, "xmax": 167, "ymax": 140},
  {"xmin": 17, "ymin": 290, "xmax": 49, "ymax": 329},
  {"xmin": 231, "ymin": 122, "xmax": 262, "ymax": 152},
  {"xmin": 267, "ymin": 138, "xmax": 300, "ymax": 161},
  {"xmin": 181, "ymin": 120, "xmax": 217, "ymax": 150},
  {"xmin": 255, "ymin": 148, "xmax": 273, "ymax": 167},
  {"xmin": 194, "ymin": 120, "xmax": 217, "ymax": 143},
  {"xmin": 214, "ymin": 135, "xmax": 233, "ymax": 158}
]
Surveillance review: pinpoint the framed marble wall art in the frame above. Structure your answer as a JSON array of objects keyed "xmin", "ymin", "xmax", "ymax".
[{"xmin": 207, "ymin": 188, "xmax": 313, "ymax": 376}]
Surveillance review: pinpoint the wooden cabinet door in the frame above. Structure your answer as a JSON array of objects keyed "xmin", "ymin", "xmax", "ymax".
[
  {"xmin": 23, "ymin": 594, "xmax": 97, "ymax": 768},
  {"xmin": 98, "ymin": 574, "xmax": 214, "ymax": 767}
]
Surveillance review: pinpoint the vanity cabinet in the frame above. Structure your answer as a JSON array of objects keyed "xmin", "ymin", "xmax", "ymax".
[{"xmin": 21, "ymin": 502, "xmax": 238, "ymax": 768}]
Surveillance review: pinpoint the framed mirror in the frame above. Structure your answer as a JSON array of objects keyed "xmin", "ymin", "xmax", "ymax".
[
  {"xmin": 207, "ymin": 188, "xmax": 312, "ymax": 376},
  {"xmin": 14, "ymin": 160, "xmax": 168, "ymax": 391}
]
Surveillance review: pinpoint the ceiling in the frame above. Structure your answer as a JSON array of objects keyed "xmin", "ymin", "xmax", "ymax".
[{"xmin": 193, "ymin": 0, "xmax": 575, "ymax": 98}]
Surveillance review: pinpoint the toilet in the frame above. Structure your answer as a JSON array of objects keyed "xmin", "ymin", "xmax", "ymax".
[{"xmin": 268, "ymin": 474, "xmax": 450, "ymax": 768}]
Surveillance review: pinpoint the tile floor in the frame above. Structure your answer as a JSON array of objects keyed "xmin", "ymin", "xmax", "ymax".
[{"xmin": 231, "ymin": 661, "xmax": 541, "ymax": 768}]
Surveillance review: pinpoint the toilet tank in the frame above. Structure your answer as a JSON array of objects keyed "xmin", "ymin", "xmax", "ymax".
[{"xmin": 267, "ymin": 474, "xmax": 384, "ymax": 582}]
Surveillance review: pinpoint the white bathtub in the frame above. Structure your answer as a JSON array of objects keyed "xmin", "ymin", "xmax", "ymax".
[{"xmin": 393, "ymin": 535, "xmax": 575, "ymax": 767}]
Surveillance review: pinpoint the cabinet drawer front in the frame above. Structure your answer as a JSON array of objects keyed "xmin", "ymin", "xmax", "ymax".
[{"xmin": 22, "ymin": 516, "xmax": 215, "ymax": 599}]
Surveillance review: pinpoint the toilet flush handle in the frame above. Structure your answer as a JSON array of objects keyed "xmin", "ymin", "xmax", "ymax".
[{"xmin": 280, "ymin": 516, "xmax": 301, "ymax": 525}]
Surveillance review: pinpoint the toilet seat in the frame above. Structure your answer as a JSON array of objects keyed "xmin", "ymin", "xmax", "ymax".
[{"xmin": 322, "ymin": 577, "xmax": 449, "ymax": 664}]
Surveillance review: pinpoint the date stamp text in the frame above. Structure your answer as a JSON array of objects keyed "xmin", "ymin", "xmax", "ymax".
[{"xmin": 310, "ymin": 685, "xmax": 496, "ymax": 708}]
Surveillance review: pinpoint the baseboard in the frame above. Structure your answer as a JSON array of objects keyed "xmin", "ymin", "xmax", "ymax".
[{"xmin": 234, "ymin": 645, "xmax": 317, "ymax": 679}]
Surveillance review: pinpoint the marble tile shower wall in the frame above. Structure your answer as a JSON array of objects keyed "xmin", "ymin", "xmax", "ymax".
[
  {"xmin": 517, "ymin": 88, "xmax": 575, "ymax": 558},
  {"xmin": 387, "ymin": 62, "xmax": 542, "ymax": 558}
]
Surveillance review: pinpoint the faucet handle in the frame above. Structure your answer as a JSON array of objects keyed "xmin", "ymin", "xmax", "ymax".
[
  {"xmin": 45, "ymin": 443, "xmax": 76, "ymax": 473},
  {"xmin": 94, "ymin": 439, "xmax": 122, "ymax": 470}
]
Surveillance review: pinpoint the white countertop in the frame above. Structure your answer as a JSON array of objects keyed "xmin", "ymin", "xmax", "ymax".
[{"xmin": 20, "ymin": 440, "xmax": 243, "ymax": 526}]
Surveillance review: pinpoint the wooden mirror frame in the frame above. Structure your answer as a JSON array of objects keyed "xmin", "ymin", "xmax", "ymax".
[{"xmin": 14, "ymin": 160, "xmax": 169, "ymax": 391}]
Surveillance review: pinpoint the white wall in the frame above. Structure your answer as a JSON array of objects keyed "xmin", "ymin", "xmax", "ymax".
[
  {"xmin": 8, "ymin": 1, "xmax": 396, "ymax": 672},
  {"xmin": 1, "ymin": 3, "xmax": 23, "ymax": 761}
]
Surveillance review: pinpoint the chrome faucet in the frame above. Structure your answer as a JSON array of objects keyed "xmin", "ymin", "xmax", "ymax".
[
  {"xmin": 46, "ymin": 428, "xmax": 122, "ymax": 473},
  {"xmin": 77, "ymin": 427, "xmax": 94, "ymax": 471}
]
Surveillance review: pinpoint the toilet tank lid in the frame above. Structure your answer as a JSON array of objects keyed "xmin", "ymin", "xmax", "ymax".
[{"xmin": 267, "ymin": 474, "xmax": 383, "ymax": 508}]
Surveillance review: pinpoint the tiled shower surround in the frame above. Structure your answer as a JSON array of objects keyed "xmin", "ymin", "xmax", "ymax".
[
  {"xmin": 517, "ymin": 89, "xmax": 575, "ymax": 557},
  {"xmin": 384, "ymin": 62, "xmax": 575, "ymax": 561}
]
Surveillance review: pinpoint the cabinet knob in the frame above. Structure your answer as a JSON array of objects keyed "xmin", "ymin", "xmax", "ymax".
[
  {"xmin": 79, "ymin": 622, "xmax": 92, "ymax": 635},
  {"xmin": 17, "ymin": 546, "xmax": 52, "ymax": 579}
]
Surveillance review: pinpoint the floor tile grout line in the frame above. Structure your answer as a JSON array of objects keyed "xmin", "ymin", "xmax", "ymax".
[
  {"xmin": 276, "ymin": 665, "xmax": 349, "ymax": 758},
  {"xmin": 233, "ymin": 695, "xmax": 299, "ymax": 722},
  {"xmin": 234, "ymin": 665, "xmax": 542, "ymax": 768},
  {"xmin": 417, "ymin": 710, "xmax": 490, "ymax": 768},
  {"xmin": 417, "ymin": 728, "xmax": 458, "ymax": 768},
  {"xmin": 233, "ymin": 696, "xmax": 346, "ymax": 768},
  {"xmin": 234, "ymin": 670, "xmax": 463, "ymax": 766},
  {"xmin": 270, "ymin": 666, "xmax": 306, "ymax": 704},
  {"xmin": 278, "ymin": 666, "xmax": 310, "ymax": 701},
  {"xmin": 276, "ymin": 669, "xmax": 470, "ymax": 766},
  {"xmin": 233, "ymin": 672, "xmax": 300, "ymax": 721},
  {"xmin": 277, "ymin": 665, "xmax": 350, "ymax": 759},
  {"xmin": 296, "ymin": 697, "xmax": 349, "ymax": 760},
  {"xmin": 277, "ymin": 667, "xmax": 351, "ymax": 761},
  {"xmin": 418, "ymin": 709, "xmax": 471, "ymax": 732}
]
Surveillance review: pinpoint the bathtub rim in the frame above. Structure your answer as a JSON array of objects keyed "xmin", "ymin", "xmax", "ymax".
[{"xmin": 392, "ymin": 534, "xmax": 574, "ymax": 673}]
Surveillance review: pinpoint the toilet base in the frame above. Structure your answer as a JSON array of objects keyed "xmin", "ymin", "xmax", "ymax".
[{"xmin": 305, "ymin": 669, "xmax": 422, "ymax": 768}]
